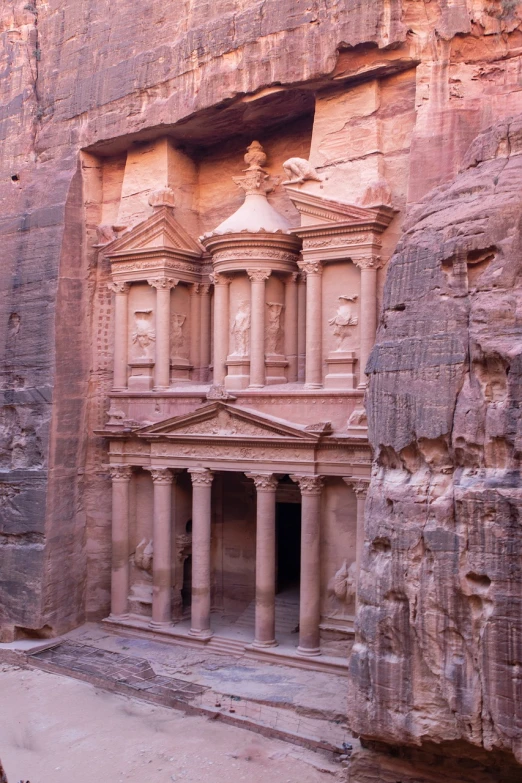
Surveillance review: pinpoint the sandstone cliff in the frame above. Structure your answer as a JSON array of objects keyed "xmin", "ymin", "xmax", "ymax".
[{"xmin": 350, "ymin": 116, "xmax": 522, "ymax": 779}]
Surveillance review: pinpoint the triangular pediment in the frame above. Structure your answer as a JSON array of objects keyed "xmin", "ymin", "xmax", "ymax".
[
  {"xmin": 285, "ymin": 187, "xmax": 395, "ymax": 230},
  {"xmin": 135, "ymin": 402, "xmax": 320, "ymax": 442},
  {"xmin": 105, "ymin": 207, "xmax": 203, "ymax": 259}
]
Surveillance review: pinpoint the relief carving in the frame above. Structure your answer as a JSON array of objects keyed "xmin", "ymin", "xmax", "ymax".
[
  {"xmin": 131, "ymin": 310, "xmax": 155, "ymax": 360},
  {"xmin": 329, "ymin": 295, "xmax": 358, "ymax": 351},
  {"xmin": 230, "ymin": 301, "xmax": 251, "ymax": 356},
  {"xmin": 327, "ymin": 560, "xmax": 357, "ymax": 616},
  {"xmin": 266, "ymin": 302, "xmax": 284, "ymax": 354},
  {"xmin": 170, "ymin": 312, "xmax": 188, "ymax": 359}
]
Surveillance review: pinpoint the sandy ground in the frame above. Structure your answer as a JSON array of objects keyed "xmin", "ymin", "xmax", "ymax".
[{"xmin": 0, "ymin": 664, "xmax": 341, "ymax": 783}]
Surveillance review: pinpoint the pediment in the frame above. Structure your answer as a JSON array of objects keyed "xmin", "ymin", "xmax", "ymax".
[
  {"xmin": 105, "ymin": 207, "xmax": 203, "ymax": 259},
  {"xmin": 285, "ymin": 187, "xmax": 395, "ymax": 231},
  {"xmin": 135, "ymin": 402, "xmax": 320, "ymax": 442}
]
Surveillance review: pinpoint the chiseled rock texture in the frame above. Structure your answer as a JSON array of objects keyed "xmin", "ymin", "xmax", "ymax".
[{"xmin": 350, "ymin": 117, "xmax": 522, "ymax": 778}]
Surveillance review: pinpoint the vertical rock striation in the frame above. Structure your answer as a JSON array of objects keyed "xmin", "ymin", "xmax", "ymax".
[{"xmin": 350, "ymin": 117, "xmax": 522, "ymax": 775}]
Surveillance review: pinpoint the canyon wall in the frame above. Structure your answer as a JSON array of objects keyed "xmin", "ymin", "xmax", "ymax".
[{"xmin": 1, "ymin": 0, "xmax": 522, "ymax": 779}]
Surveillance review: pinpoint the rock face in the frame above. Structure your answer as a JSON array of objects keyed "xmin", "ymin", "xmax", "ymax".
[{"xmin": 350, "ymin": 117, "xmax": 522, "ymax": 775}]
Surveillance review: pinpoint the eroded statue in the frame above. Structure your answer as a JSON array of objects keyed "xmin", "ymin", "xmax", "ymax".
[
  {"xmin": 329, "ymin": 295, "xmax": 358, "ymax": 351},
  {"xmin": 266, "ymin": 301, "xmax": 284, "ymax": 354},
  {"xmin": 171, "ymin": 312, "xmax": 187, "ymax": 358},
  {"xmin": 231, "ymin": 301, "xmax": 251, "ymax": 356},
  {"xmin": 282, "ymin": 157, "xmax": 323, "ymax": 185},
  {"xmin": 327, "ymin": 560, "xmax": 357, "ymax": 615},
  {"xmin": 131, "ymin": 310, "xmax": 155, "ymax": 360},
  {"xmin": 134, "ymin": 538, "xmax": 153, "ymax": 574}
]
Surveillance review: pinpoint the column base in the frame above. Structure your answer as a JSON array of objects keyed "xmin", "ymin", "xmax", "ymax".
[
  {"xmin": 296, "ymin": 645, "xmax": 321, "ymax": 657},
  {"xmin": 252, "ymin": 639, "xmax": 278, "ymax": 649},
  {"xmin": 107, "ymin": 612, "xmax": 129, "ymax": 623},
  {"xmin": 304, "ymin": 383, "xmax": 323, "ymax": 390},
  {"xmin": 248, "ymin": 383, "xmax": 264, "ymax": 390},
  {"xmin": 188, "ymin": 628, "xmax": 213, "ymax": 640},
  {"xmin": 148, "ymin": 620, "xmax": 172, "ymax": 632},
  {"xmin": 153, "ymin": 385, "xmax": 171, "ymax": 392}
]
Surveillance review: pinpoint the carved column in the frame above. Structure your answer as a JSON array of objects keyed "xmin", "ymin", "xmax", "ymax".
[
  {"xmin": 297, "ymin": 271, "xmax": 306, "ymax": 382},
  {"xmin": 148, "ymin": 468, "xmax": 175, "ymax": 629},
  {"xmin": 246, "ymin": 473, "xmax": 278, "ymax": 648},
  {"xmin": 108, "ymin": 282, "xmax": 130, "ymax": 391},
  {"xmin": 247, "ymin": 268, "xmax": 271, "ymax": 388},
  {"xmin": 343, "ymin": 478, "xmax": 369, "ymax": 604},
  {"xmin": 292, "ymin": 474, "xmax": 323, "ymax": 656},
  {"xmin": 148, "ymin": 277, "xmax": 178, "ymax": 390},
  {"xmin": 353, "ymin": 256, "xmax": 380, "ymax": 387},
  {"xmin": 109, "ymin": 465, "xmax": 133, "ymax": 619},
  {"xmin": 189, "ymin": 283, "xmax": 201, "ymax": 381},
  {"xmin": 188, "ymin": 468, "xmax": 214, "ymax": 638},
  {"xmin": 284, "ymin": 272, "xmax": 299, "ymax": 382},
  {"xmin": 211, "ymin": 273, "xmax": 231, "ymax": 386},
  {"xmin": 199, "ymin": 284, "xmax": 212, "ymax": 382},
  {"xmin": 298, "ymin": 260, "xmax": 323, "ymax": 388}
]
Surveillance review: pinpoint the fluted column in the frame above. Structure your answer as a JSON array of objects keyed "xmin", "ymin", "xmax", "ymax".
[
  {"xmin": 297, "ymin": 271, "xmax": 306, "ymax": 382},
  {"xmin": 148, "ymin": 468, "xmax": 175, "ymax": 629},
  {"xmin": 298, "ymin": 260, "xmax": 323, "ymax": 389},
  {"xmin": 108, "ymin": 282, "xmax": 130, "ymax": 391},
  {"xmin": 109, "ymin": 465, "xmax": 133, "ymax": 619},
  {"xmin": 189, "ymin": 283, "xmax": 201, "ymax": 381},
  {"xmin": 211, "ymin": 273, "xmax": 231, "ymax": 386},
  {"xmin": 284, "ymin": 272, "xmax": 299, "ymax": 382},
  {"xmin": 343, "ymin": 477, "xmax": 369, "ymax": 605},
  {"xmin": 246, "ymin": 473, "xmax": 278, "ymax": 648},
  {"xmin": 148, "ymin": 277, "xmax": 178, "ymax": 390},
  {"xmin": 353, "ymin": 256, "xmax": 380, "ymax": 387},
  {"xmin": 247, "ymin": 268, "xmax": 271, "ymax": 388},
  {"xmin": 292, "ymin": 474, "xmax": 323, "ymax": 656},
  {"xmin": 199, "ymin": 284, "xmax": 212, "ymax": 382},
  {"xmin": 188, "ymin": 468, "xmax": 214, "ymax": 638}
]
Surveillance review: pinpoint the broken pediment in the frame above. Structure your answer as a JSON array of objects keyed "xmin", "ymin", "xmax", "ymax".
[
  {"xmin": 134, "ymin": 402, "xmax": 321, "ymax": 442},
  {"xmin": 103, "ymin": 206, "xmax": 204, "ymax": 260},
  {"xmin": 284, "ymin": 187, "xmax": 396, "ymax": 232}
]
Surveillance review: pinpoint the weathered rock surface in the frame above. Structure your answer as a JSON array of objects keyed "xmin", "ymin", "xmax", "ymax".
[{"xmin": 350, "ymin": 116, "xmax": 522, "ymax": 774}]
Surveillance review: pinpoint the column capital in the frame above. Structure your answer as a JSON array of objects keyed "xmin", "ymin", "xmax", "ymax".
[
  {"xmin": 285, "ymin": 271, "xmax": 299, "ymax": 284},
  {"xmin": 108, "ymin": 281, "xmax": 130, "ymax": 294},
  {"xmin": 297, "ymin": 259, "xmax": 323, "ymax": 276},
  {"xmin": 109, "ymin": 464, "xmax": 133, "ymax": 481},
  {"xmin": 210, "ymin": 272, "xmax": 231, "ymax": 286},
  {"xmin": 188, "ymin": 468, "xmax": 214, "ymax": 486},
  {"xmin": 247, "ymin": 268, "xmax": 271, "ymax": 282},
  {"xmin": 147, "ymin": 467, "xmax": 177, "ymax": 484},
  {"xmin": 352, "ymin": 256, "xmax": 382, "ymax": 270},
  {"xmin": 343, "ymin": 477, "xmax": 370, "ymax": 496},
  {"xmin": 246, "ymin": 473, "xmax": 278, "ymax": 492},
  {"xmin": 147, "ymin": 277, "xmax": 179, "ymax": 290},
  {"xmin": 291, "ymin": 474, "xmax": 324, "ymax": 495},
  {"xmin": 189, "ymin": 283, "xmax": 201, "ymax": 295},
  {"xmin": 200, "ymin": 283, "xmax": 212, "ymax": 295}
]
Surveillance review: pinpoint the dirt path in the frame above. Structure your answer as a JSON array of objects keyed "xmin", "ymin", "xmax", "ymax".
[{"xmin": 0, "ymin": 665, "xmax": 341, "ymax": 783}]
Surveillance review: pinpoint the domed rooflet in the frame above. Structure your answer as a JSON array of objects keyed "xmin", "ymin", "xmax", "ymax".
[{"xmin": 200, "ymin": 141, "xmax": 291, "ymax": 238}]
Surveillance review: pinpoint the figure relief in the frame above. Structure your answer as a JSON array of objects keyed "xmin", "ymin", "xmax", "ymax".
[
  {"xmin": 230, "ymin": 301, "xmax": 251, "ymax": 356},
  {"xmin": 329, "ymin": 295, "xmax": 358, "ymax": 351},
  {"xmin": 282, "ymin": 157, "xmax": 323, "ymax": 185},
  {"xmin": 266, "ymin": 302, "xmax": 284, "ymax": 354},
  {"xmin": 134, "ymin": 538, "xmax": 153, "ymax": 574},
  {"xmin": 327, "ymin": 560, "xmax": 357, "ymax": 616},
  {"xmin": 131, "ymin": 310, "xmax": 155, "ymax": 360},
  {"xmin": 170, "ymin": 312, "xmax": 187, "ymax": 358}
]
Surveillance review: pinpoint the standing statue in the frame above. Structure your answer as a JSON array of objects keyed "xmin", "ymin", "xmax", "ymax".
[
  {"xmin": 266, "ymin": 302, "xmax": 284, "ymax": 354},
  {"xmin": 170, "ymin": 312, "xmax": 187, "ymax": 358},
  {"xmin": 131, "ymin": 310, "xmax": 155, "ymax": 359},
  {"xmin": 134, "ymin": 538, "xmax": 153, "ymax": 574},
  {"xmin": 231, "ymin": 301, "xmax": 251, "ymax": 356},
  {"xmin": 327, "ymin": 560, "xmax": 357, "ymax": 616},
  {"xmin": 329, "ymin": 295, "xmax": 358, "ymax": 351},
  {"xmin": 282, "ymin": 157, "xmax": 323, "ymax": 185}
]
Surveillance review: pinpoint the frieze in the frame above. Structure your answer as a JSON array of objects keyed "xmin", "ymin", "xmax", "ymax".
[
  {"xmin": 112, "ymin": 260, "xmax": 198, "ymax": 274},
  {"xmin": 212, "ymin": 249, "xmax": 298, "ymax": 263}
]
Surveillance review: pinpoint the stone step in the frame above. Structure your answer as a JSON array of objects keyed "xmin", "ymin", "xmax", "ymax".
[{"xmin": 206, "ymin": 636, "xmax": 246, "ymax": 656}]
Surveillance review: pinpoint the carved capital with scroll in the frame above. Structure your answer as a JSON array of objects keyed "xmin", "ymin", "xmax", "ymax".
[
  {"xmin": 297, "ymin": 259, "xmax": 323, "ymax": 276},
  {"xmin": 291, "ymin": 474, "xmax": 324, "ymax": 495},
  {"xmin": 188, "ymin": 468, "xmax": 214, "ymax": 486},
  {"xmin": 246, "ymin": 473, "xmax": 278, "ymax": 492},
  {"xmin": 210, "ymin": 272, "xmax": 232, "ymax": 286},
  {"xmin": 109, "ymin": 465, "xmax": 133, "ymax": 481},
  {"xmin": 352, "ymin": 256, "xmax": 382, "ymax": 271},
  {"xmin": 108, "ymin": 281, "xmax": 130, "ymax": 295},
  {"xmin": 147, "ymin": 467, "xmax": 176, "ymax": 485},
  {"xmin": 343, "ymin": 477, "xmax": 370, "ymax": 496},
  {"xmin": 147, "ymin": 277, "xmax": 179, "ymax": 290}
]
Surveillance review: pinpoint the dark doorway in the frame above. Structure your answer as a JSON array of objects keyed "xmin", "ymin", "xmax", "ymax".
[
  {"xmin": 276, "ymin": 502, "xmax": 301, "ymax": 593},
  {"xmin": 181, "ymin": 555, "xmax": 192, "ymax": 610}
]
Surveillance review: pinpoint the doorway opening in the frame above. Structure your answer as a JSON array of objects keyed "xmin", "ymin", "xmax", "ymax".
[
  {"xmin": 181, "ymin": 555, "xmax": 192, "ymax": 611},
  {"xmin": 276, "ymin": 502, "xmax": 301, "ymax": 594}
]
